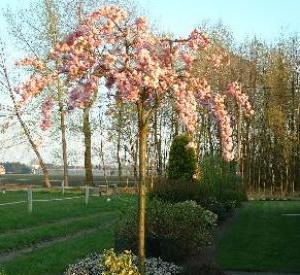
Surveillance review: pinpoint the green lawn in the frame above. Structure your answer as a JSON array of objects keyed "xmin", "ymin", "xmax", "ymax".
[
  {"xmin": 0, "ymin": 191, "xmax": 135, "ymax": 275},
  {"xmin": 3, "ymin": 230, "xmax": 115, "ymax": 275},
  {"xmin": 216, "ymin": 201, "xmax": 300, "ymax": 273}
]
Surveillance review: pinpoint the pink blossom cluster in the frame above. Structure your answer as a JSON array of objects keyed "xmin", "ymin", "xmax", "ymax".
[
  {"xmin": 46, "ymin": 6, "xmax": 211, "ymax": 108},
  {"xmin": 113, "ymin": 72, "xmax": 140, "ymax": 102},
  {"xmin": 189, "ymin": 29, "xmax": 210, "ymax": 50},
  {"xmin": 15, "ymin": 57, "xmax": 52, "ymax": 104},
  {"xmin": 181, "ymin": 52, "xmax": 195, "ymax": 66},
  {"xmin": 192, "ymin": 80, "xmax": 234, "ymax": 161},
  {"xmin": 40, "ymin": 96, "xmax": 54, "ymax": 130},
  {"xmin": 226, "ymin": 82, "xmax": 254, "ymax": 117},
  {"xmin": 69, "ymin": 76, "xmax": 99, "ymax": 108},
  {"xmin": 16, "ymin": 57, "xmax": 46, "ymax": 71},
  {"xmin": 174, "ymin": 82, "xmax": 198, "ymax": 132},
  {"xmin": 210, "ymin": 94, "xmax": 234, "ymax": 161},
  {"xmin": 135, "ymin": 17, "xmax": 148, "ymax": 31},
  {"xmin": 15, "ymin": 74, "xmax": 53, "ymax": 103},
  {"xmin": 49, "ymin": 37, "xmax": 98, "ymax": 81}
]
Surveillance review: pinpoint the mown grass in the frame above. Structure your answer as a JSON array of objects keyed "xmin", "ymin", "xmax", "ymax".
[
  {"xmin": 2, "ymin": 228, "xmax": 115, "ymax": 275},
  {"xmin": 0, "ymin": 211, "xmax": 116, "ymax": 253},
  {"xmin": 216, "ymin": 201, "xmax": 300, "ymax": 272},
  {"xmin": 0, "ymin": 191, "xmax": 134, "ymax": 232},
  {"xmin": 0, "ymin": 191, "xmax": 136, "ymax": 275}
]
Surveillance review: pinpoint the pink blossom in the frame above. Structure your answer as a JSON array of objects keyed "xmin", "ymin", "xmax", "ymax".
[
  {"xmin": 175, "ymin": 82, "xmax": 198, "ymax": 132},
  {"xmin": 16, "ymin": 5, "xmax": 254, "ymax": 163},
  {"xmin": 189, "ymin": 29, "xmax": 210, "ymax": 50},
  {"xmin": 135, "ymin": 17, "xmax": 148, "ymax": 31},
  {"xmin": 16, "ymin": 58, "xmax": 45, "ymax": 71},
  {"xmin": 69, "ymin": 76, "xmax": 99, "ymax": 108},
  {"xmin": 181, "ymin": 52, "xmax": 194, "ymax": 66},
  {"xmin": 40, "ymin": 96, "xmax": 54, "ymax": 131},
  {"xmin": 226, "ymin": 82, "xmax": 254, "ymax": 117}
]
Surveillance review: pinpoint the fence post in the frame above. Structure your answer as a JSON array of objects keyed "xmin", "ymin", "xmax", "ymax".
[
  {"xmin": 27, "ymin": 186, "xmax": 32, "ymax": 213},
  {"xmin": 85, "ymin": 186, "xmax": 89, "ymax": 205},
  {"xmin": 62, "ymin": 180, "xmax": 65, "ymax": 195},
  {"xmin": 0, "ymin": 176, "xmax": 5, "ymax": 194}
]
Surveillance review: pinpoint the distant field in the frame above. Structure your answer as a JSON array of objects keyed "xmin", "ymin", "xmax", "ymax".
[
  {"xmin": 0, "ymin": 174, "xmax": 136, "ymax": 187},
  {"xmin": 216, "ymin": 201, "xmax": 300, "ymax": 273},
  {"xmin": 0, "ymin": 190, "xmax": 136, "ymax": 275}
]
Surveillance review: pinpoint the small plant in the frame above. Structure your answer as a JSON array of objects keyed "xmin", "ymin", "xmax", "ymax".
[{"xmin": 102, "ymin": 248, "xmax": 139, "ymax": 275}]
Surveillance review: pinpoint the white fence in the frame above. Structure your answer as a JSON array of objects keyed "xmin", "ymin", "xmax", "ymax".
[{"xmin": 0, "ymin": 186, "xmax": 98, "ymax": 213}]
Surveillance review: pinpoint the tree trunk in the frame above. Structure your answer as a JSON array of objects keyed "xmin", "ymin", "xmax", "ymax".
[
  {"xmin": 137, "ymin": 103, "xmax": 148, "ymax": 274},
  {"xmin": 83, "ymin": 107, "xmax": 94, "ymax": 186},
  {"xmin": 15, "ymin": 105, "xmax": 51, "ymax": 189},
  {"xmin": 207, "ymin": 116, "xmax": 214, "ymax": 155},
  {"xmin": 2, "ymin": 61, "xmax": 51, "ymax": 188},
  {"xmin": 115, "ymin": 104, "xmax": 123, "ymax": 177},
  {"xmin": 20, "ymin": 119, "xmax": 51, "ymax": 188},
  {"xmin": 117, "ymin": 129, "xmax": 122, "ymax": 177},
  {"xmin": 154, "ymin": 110, "xmax": 163, "ymax": 175},
  {"xmin": 58, "ymin": 95, "xmax": 69, "ymax": 187},
  {"xmin": 100, "ymin": 139, "xmax": 108, "ymax": 188},
  {"xmin": 133, "ymin": 140, "xmax": 138, "ymax": 181},
  {"xmin": 44, "ymin": 0, "xmax": 69, "ymax": 187}
]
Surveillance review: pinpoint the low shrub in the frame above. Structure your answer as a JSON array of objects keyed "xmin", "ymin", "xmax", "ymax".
[
  {"xmin": 115, "ymin": 199, "xmax": 217, "ymax": 263},
  {"xmin": 149, "ymin": 178, "xmax": 246, "ymax": 221},
  {"xmin": 65, "ymin": 249, "xmax": 182, "ymax": 275},
  {"xmin": 202, "ymin": 199, "xmax": 228, "ymax": 221},
  {"xmin": 149, "ymin": 179, "xmax": 209, "ymax": 203}
]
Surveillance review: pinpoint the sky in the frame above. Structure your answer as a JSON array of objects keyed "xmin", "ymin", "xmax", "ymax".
[
  {"xmin": 1, "ymin": 0, "xmax": 300, "ymax": 42},
  {"xmin": 139, "ymin": 0, "xmax": 300, "ymax": 41},
  {"xmin": 1, "ymin": 0, "xmax": 300, "ymax": 164}
]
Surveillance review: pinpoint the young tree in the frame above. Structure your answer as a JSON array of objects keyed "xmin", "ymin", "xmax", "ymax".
[
  {"xmin": 0, "ymin": 44, "xmax": 51, "ymax": 188},
  {"xmin": 16, "ymin": 6, "xmax": 253, "ymax": 273},
  {"xmin": 44, "ymin": 0, "xmax": 70, "ymax": 186}
]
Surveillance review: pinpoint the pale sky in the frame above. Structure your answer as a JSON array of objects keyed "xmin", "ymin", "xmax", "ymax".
[
  {"xmin": 139, "ymin": 0, "xmax": 300, "ymax": 41},
  {"xmin": 1, "ymin": 0, "xmax": 300, "ymax": 42}
]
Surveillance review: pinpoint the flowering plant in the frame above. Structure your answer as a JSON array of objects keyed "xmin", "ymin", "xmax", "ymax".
[
  {"xmin": 64, "ymin": 249, "xmax": 182, "ymax": 275},
  {"xmin": 15, "ymin": 5, "xmax": 253, "ymax": 161}
]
